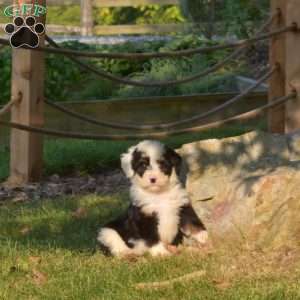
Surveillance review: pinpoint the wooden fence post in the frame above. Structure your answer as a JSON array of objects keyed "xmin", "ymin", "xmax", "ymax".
[
  {"xmin": 268, "ymin": 1, "xmax": 286, "ymax": 133},
  {"xmin": 81, "ymin": 0, "xmax": 93, "ymax": 36},
  {"xmin": 285, "ymin": 0, "xmax": 300, "ymax": 132},
  {"xmin": 269, "ymin": 0, "xmax": 300, "ymax": 133},
  {"xmin": 8, "ymin": 0, "xmax": 46, "ymax": 185}
]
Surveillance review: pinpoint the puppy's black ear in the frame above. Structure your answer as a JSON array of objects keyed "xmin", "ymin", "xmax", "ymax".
[
  {"xmin": 165, "ymin": 147, "xmax": 182, "ymax": 176},
  {"xmin": 121, "ymin": 146, "xmax": 136, "ymax": 178}
]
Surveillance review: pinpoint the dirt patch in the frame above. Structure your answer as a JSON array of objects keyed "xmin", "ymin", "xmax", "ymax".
[{"xmin": 0, "ymin": 169, "xmax": 129, "ymax": 203}]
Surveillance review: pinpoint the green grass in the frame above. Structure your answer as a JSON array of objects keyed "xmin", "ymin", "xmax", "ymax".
[
  {"xmin": 0, "ymin": 125, "xmax": 261, "ymax": 181},
  {"xmin": 1, "ymin": 193, "xmax": 300, "ymax": 300},
  {"xmin": 0, "ymin": 121, "xmax": 298, "ymax": 300}
]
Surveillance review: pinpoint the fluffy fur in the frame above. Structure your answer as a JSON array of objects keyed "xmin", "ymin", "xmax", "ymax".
[{"xmin": 97, "ymin": 140, "xmax": 208, "ymax": 257}]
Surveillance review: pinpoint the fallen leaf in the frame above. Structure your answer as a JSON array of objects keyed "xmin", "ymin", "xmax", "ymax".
[
  {"xmin": 32, "ymin": 269, "xmax": 48, "ymax": 286},
  {"xmin": 71, "ymin": 207, "xmax": 88, "ymax": 219}
]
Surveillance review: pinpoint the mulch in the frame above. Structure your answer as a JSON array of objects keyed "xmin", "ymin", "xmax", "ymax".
[{"xmin": 0, "ymin": 170, "xmax": 130, "ymax": 204}]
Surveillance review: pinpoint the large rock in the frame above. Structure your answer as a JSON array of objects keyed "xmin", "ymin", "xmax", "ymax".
[{"xmin": 179, "ymin": 131, "xmax": 300, "ymax": 250}]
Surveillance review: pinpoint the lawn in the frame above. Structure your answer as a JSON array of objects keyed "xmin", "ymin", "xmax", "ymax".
[
  {"xmin": 0, "ymin": 125, "xmax": 260, "ymax": 181},
  {"xmin": 1, "ymin": 193, "xmax": 300, "ymax": 300},
  {"xmin": 3, "ymin": 123, "xmax": 296, "ymax": 300}
]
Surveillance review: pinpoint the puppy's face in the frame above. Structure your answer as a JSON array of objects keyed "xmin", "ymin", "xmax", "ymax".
[{"xmin": 121, "ymin": 141, "xmax": 182, "ymax": 194}]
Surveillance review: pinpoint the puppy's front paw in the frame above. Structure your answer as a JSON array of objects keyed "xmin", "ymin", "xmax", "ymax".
[
  {"xmin": 194, "ymin": 230, "xmax": 209, "ymax": 245},
  {"xmin": 150, "ymin": 243, "xmax": 171, "ymax": 257}
]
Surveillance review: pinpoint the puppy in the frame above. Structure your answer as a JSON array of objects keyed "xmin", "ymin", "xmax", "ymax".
[{"xmin": 97, "ymin": 140, "xmax": 208, "ymax": 257}]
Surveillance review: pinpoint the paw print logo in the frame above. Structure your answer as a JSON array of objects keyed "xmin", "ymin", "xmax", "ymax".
[{"xmin": 4, "ymin": 16, "xmax": 45, "ymax": 49}]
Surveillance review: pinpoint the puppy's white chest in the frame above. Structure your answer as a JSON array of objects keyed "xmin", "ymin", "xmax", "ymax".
[
  {"xmin": 132, "ymin": 184, "xmax": 189, "ymax": 244},
  {"xmin": 157, "ymin": 206, "xmax": 180, "ymax": 244},
  {"xmin": 144, "ymin": 203, "xmax": 180, "ymax": 244}
]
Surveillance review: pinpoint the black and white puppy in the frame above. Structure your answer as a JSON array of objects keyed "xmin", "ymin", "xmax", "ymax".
[{"xmin": 97, "ymin": 140, "xmax": 208, "ymax": 257}]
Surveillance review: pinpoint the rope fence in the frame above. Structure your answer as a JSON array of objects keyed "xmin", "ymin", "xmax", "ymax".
[
  {"xmin": 42, "ymin": 15, "xmax": 282, "ymax": 88},
  {"xmin": 0, "ymin": 13, "xmax": 287, "ymax": 137},
  {"xmin": 43, "ymin": 15, "xmax": 283, "ymax": 60},
  {"xmin": 2, "ymin": 4, "xmax": 299, "ymax": 184},
  {"xmin": 44, "ymin": 35, "xmax": 264, "ymax": 87},
  {"xmin": 0, "ymin": 92, "xmax": 296, "ymax": 141},
  {"xmin": 0, "ymin": 14, "xmax": 292, "ymax": 88},
  {"xmin": 45, "ymin": 66, "xmax": 277, "ymax": 130},
  {"xmin": 42, "ymin": 13, "xmax": 277, "ymax": 129},
  {"xmin": 2, "ymin": 0, "xmax": 300, "ymax": 189},
  {"xmin": 0, "ymin": 16, "xmax": 292, "ymax": 62},
  {"xmin": 0, "ymin": 12, "xmax": 290, "ymax": 133}
]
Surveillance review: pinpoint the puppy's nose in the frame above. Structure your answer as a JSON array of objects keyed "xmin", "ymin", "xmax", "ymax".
[{"xmin": 150, "ymin": 178, "xmax": 157, "ymax": 184}]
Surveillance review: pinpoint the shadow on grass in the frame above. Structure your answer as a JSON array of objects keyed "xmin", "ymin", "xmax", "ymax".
[
  {"xmin": 0, "ymin": 125, "xmax": 259, "ymax": 181},
  {"xmin": 0, "ymin": 193, "xmax": 129, "ymax": 253}
]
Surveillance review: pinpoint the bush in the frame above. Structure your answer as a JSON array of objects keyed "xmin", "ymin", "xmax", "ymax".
[
  {"xmin": 0, "ymin": 48, "xmax": 11, "ymax": 103},
  {"xmin": 179, "ymin": 0, "xmax": 269, "ymax": 38},
  {"xmin": 0, "ymin": 35, "xmax": 248, "ymax": 105}
]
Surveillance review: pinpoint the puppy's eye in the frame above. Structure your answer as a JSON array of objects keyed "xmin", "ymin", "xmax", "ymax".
[
  {"xmin": 139, "ymin": 159, "xmax": 149, "ymax": 167},
  {"xmin": 158, "ymin": 160, "xmax": 169, "ymax": 168}
]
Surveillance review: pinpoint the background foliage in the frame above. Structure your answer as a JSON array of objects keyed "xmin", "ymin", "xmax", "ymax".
[
  {"xmin": 45, "ymin": 5, "xmax": 184, "ymax": 26},
  {"xmin": 0, "ymin": 2, "xmax": 269, "ymax": 104},
  {"xmin": 0, "ymin": 35, "xmax": 247, "ymax": 104},
  {"xmin": 179, "ymin": 0, "xmax": 269, "ymax": 38}
]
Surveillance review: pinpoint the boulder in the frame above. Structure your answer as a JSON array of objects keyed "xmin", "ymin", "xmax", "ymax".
[{"xmin": 179, "ymin": 131, "xmax": 300, "ymax": 250}]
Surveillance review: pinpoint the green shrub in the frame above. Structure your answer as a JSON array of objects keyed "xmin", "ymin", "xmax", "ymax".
[
  {"xmin": 179, "ymin": 0, "xmax": 269, "ymax": 38},
  {"xmin": 0, "ymin": 35, "xmax": 247, "ymax": 104},
  {"xmin": 0, "ymin": 48, "xmax": 11, "ymax": 103}
]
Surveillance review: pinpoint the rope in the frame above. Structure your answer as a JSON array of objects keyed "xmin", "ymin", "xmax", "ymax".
[
  {"xmin": 45, "ymin": 66, "xmax": 277, "ymax": 130},
  {"xmin": 37, "ymin": 25, "xmax": 300, "ymax": 58},
  {"xmin": 0, "ymin": 96, "xmax": 21, "ymax": 116},
  {"xmin": 44, "ymin": 15, "xmax": 276, "ymax": 124},
  {"xmin": 44, "ymin": 23, "xmax": 284, "ymax": 88},
  {"xmin": 43, "ymin": 13, "xmax": 278, "ymax": 60},
  {"xmin": 0, "ymin": 19, "xmax": 290, "ymax": 88},
  {"xmin": 0, "ymin": 15, "xmax": 289, "ymax": 61},
  {"xmin": 46, "ymin": 35, "xmax": 238, "ymax": 87},
  {"xmin": 0, "ymin": 24, "xmax": 293, "ymax": 63},
  {"xmin": 44, "ymin": 36, "xmax": 247, "ymax": 87},
  {"xmin": 0, "ymin": 101, "xmax": 14, "ymax": 116},
  {"xmin": 0, "ymin": 13, "xmax": 276, "ymax": 56},
  {"xmin": 0, "ymin": 93, "xmax": 295, "ymax": 141}
]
